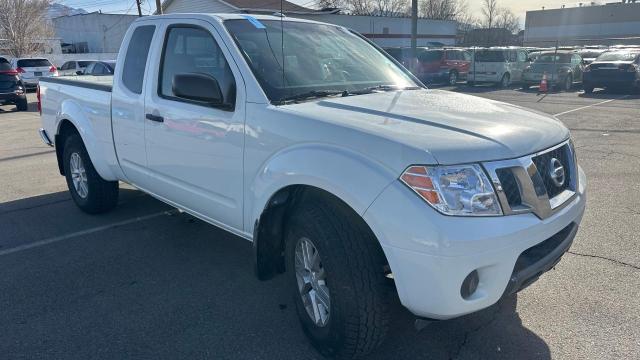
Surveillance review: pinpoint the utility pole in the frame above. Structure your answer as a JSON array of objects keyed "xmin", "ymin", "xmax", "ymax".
[
  {"xmin": 135, "ymin": 0, "xmax": 142, "ymax": 17},
  {"xmin": 155, "ymin": 0, "xmax": 163, "ymax": 14},
  {"xmin": 411, "ymin": 0, "xmax": 418, "ymax": 71}
]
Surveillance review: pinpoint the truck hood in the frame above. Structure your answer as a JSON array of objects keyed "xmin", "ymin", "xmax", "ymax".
[{"xmin": 283, "ymin": 89, "xmax": 569, "ymax": 165}]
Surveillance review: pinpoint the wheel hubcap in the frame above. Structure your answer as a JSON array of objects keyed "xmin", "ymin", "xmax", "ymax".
[
  {"xmin": 70, "ymin": 152, "xmax": 88, "ymax": 199},
  {"xmin": 295, "ymin": 237, "xmax": 330, "ymax": 327}
]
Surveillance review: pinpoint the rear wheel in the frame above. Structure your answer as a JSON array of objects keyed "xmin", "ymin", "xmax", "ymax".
[
  {"xmin": 499, "ymin": 73, "xmax": 510, "ymax": 88},
  {"xmin": 63, "ymin": 134, "xmax": 119, "ymax": 214},
  {"xmin": 285, "ymin": 193, "xmax": 390, "ymax": 359},
  {"xmin": 16, "ymin": 97, "xmax": 28, "ymax": 111}
]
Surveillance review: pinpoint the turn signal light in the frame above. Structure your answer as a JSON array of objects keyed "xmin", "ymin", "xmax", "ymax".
[{"xmin": 400, "ymin": 166, "xmax": 441, "ymax": 205}]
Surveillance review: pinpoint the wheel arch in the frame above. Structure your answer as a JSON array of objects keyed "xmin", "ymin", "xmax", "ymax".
[
  {"xmin": 53, "ymin": 99, "xmax": 120, "ymax": 181},
  {"xmin": 252, "ymin": 184, "xmax": 390, "ymax": 281}
]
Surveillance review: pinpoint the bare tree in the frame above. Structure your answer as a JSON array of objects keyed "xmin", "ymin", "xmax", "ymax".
[
  {"xmin": 480, "ymin": 0, "xmax": 498, "ymax": 28},
  {"xmin": 0, "ymin": 0, "xmax": 53, "ymax": 57},
  {"xmin": 495, "ymin": 7, "xmax": 519, "ymax": 33},
  {"xmin": 419, "ymin": 0, "xmax": 459, "ymax": 20},
  {"xmin": 319, "ymin": 0, "xmax": 409, "ymax": 16}
]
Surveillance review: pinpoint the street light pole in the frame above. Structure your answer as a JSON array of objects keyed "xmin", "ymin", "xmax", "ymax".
[
  {"xmin": 411, "ymin": 0, "xmax": 418, "ymax": 71},
  {"xmin": 135, "ymin": 0, "xmax": 142, "ymax": 17},
  {"xmin": 155, "ymin": 0, "xmax": 163, "ymax": 14}
]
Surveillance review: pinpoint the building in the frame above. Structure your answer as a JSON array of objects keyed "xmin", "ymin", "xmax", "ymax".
[
  {"xmin": 524, "ymin": 2, "xmax": 640, "ymax": 46},
  {"xmin": 461, "ymin": 28, "xmax": 521, "ymax": 47},
  {"xmin": 52, "ymin": 12, "xmax": 138, "ymax": 53},
  {"xmin": 160, "ymin": 0, "xmax": 457, "ymax": 47}
]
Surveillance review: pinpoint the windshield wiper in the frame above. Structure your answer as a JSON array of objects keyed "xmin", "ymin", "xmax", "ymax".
[
  {"xmin": 278, "ymin": 89, "xmax": 347, "ymax": 104},
  {"xmin": 350, "ymin": 84, "xmax": 421, "ymax": 95}
]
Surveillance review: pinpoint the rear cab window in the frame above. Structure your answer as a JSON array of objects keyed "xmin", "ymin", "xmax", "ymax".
[{"xmin": 122, "ymin": 25, "xmax": 155, "ymax": 94}]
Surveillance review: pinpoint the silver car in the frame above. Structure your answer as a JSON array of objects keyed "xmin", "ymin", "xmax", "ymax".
[{"xmin": 11, "ymin": 58, "xmax": 58, "ymax": 88}]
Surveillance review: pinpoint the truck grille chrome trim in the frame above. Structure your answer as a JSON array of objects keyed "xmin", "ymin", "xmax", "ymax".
[{"xmin": 482, "ymin": 140, "xmax": 577, "ymax": 220}]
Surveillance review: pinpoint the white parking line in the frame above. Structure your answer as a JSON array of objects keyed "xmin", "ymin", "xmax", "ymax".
[
  {"xmin": 553, "ymin": 95, "xmax": 630, "ymax": 117},
  {"xmin": 0, "ymin": 210, "xmax": 176, "ymax": 257}
]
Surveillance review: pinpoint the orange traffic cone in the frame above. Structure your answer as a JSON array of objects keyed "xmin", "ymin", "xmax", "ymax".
[{"xmin": 539, "ymin": 71, "xmax": 548, "ymax": 93}]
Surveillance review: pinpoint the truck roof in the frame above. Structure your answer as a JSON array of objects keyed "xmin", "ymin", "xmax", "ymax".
[{"xmin": 135, "ymin": 13, "xmax": 330, "ymax": 26}]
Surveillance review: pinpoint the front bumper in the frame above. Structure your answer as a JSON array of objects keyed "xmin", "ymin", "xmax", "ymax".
[{"xmin": 363, "ymin": 166, "xmax": 586, "ymax": 319}]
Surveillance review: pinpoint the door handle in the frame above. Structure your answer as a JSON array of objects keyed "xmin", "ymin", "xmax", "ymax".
[{"xmin": 146, "ymin": 113, "xmax": 164, "ymax": 122}]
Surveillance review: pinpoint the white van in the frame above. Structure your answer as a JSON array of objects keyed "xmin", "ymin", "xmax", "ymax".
[{"xmin": 467, "ymin": 48, "xmax": 530, "ymax": 87}]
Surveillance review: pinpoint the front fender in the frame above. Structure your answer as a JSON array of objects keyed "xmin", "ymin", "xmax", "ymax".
[
  {"xmin": 56, "ymin": 97, "xmax": 121, "ymax": 181},
  {"xmin": 246, "ymin": 143, "xmax": 398, "ymax": 236}
]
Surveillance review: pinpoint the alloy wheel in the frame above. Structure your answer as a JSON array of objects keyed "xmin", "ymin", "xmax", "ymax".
[
  {"xmin": 294, "ymin": 237, "xmax": 330, "ymax": 327},
  {"xmin": 70, "ymin": 152, "xmax": 88, "ymax": 198}
]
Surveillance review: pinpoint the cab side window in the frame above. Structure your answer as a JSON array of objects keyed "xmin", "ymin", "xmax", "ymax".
[{"xmin": 159, "ymin": 25, "xmax": 236, "ymax": 110}]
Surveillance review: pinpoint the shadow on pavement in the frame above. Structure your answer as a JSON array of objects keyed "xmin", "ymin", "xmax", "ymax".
[{"xmin": 0, "ymin": 189, "xmax": 550, "ymax": 359}]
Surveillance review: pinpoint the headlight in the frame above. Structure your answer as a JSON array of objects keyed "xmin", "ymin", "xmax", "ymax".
[{"xmin": 400, "ymin": 164, "xmax": 502, "ymax": 216}]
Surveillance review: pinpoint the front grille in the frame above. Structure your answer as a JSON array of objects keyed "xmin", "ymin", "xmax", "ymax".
[
  {"xmin": 496, "ymin": 168, "xmax": 521, "ymax": 207},
  {"xmin": 531, "ymin": 144, "xmax": 572, "ymax": 199}
]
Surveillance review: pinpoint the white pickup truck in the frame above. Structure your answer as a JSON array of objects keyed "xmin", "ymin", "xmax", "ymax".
[{"xmin": 38, "ymin": 14, "xmax": 586, "ymax": 358}]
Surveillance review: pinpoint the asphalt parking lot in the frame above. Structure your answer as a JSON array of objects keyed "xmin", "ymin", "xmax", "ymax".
[{"xmin": 1, "ymin": 87, "xmax": 639, "ymax": 359}]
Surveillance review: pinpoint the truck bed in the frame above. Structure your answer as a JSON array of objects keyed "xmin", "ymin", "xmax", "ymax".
[{"xmin": 40, "ymin": 75, "xmax": 113, "ymax": 92}]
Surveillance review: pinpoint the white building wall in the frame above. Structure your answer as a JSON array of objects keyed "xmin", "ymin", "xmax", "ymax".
[
  {"xmin": 162, "ymin": 0, "xmax": 457, "ymax": 47},
  {"xmin": 524, "ymin": 3, "xmax": 640, "ymax": 46},
  {"xmin": 53, "ymin": 13, "xmax": 138, "ymax": 53}
]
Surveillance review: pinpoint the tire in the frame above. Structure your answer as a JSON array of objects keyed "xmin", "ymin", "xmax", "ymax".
[
  {"xmin": 285, "ymin": 193, "xmax": 390, "ymax": 359},
  {"xmin": 448, "ymin": 71, "xmax": 458, "ymax": 86},
  {"xmin": 16, "ymin": 97, "xmax": 28, "ymax": 111},
  {"xmin": 63, "ymin": 134, "xmax": 118, "ymax": 214},
  {"xmin": 583, "ymin": 84, "xmax": 594, "ymax": 94},
  {"xmin": 522, "ymin": 83, "xmax": 530, "ymax": 90},
  {"xmin": 499, "ymin": 73, "xmax": 510, "ymax": 88},
  {"xmin": 564, "ymin": 74, "xmax": 573, "ymax": 91}
]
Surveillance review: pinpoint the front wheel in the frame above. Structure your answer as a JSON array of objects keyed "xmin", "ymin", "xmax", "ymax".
[
  {"xmin": 448, "ymin": 71, "xmax": 459, "ymax": 86},
  {"xmin": 63, "ymin": 134, "xmax": 119, "ymax": 214},
  {"xmin": 564, "ymin": 74, "xmax": 573, "ymax": 91},
  {"xmin": 285, "ymin": 193, "xmax": 390, "ymax": 359}
]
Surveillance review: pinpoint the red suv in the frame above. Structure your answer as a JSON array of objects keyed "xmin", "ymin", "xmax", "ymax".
[
  {"xmin": 415, "ymin": 48, "xmax": 471, "ymax": 85},
  {"xmin": 384, "ymin": 47, "xmax": 471, "ymax": 85}
]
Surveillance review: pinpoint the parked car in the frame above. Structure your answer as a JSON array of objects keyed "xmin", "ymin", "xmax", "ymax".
[
  {"xmin": 11, "ymin": 57, "xmax": 58, "ymax": 88},
  {"xmin": 82, "ymin": 61, "xmax": 116, "ymax": 76},
  {"xmin": 58, "ymin": 60, "xmax": 96, "ymax": 76},
  {"xmin": 0, "ymin": 57, "xmax": 28, "ymax": 111},
  {"xmin": 522, "ymin": 51, "xmax": 585, "ymax": 91},
  {"xmin": 382, "ymin": 47, "xmax": 471, "ymax": 85},
  {"xmin": 467, "ymin": 47, "xmax": 530, "ymax": 87},
  {"xmin": 576, "ymin": 48, "xmax": 608, "ymax": 65},
  {"xmin": 583, "ymin": 50, "xmax": 640, "ymax": 93},
  {"xmin": 415, "ymin": 48, "xmax": 471, "ymax": 85},
  {"xmin": 38, "ymin": 14, "xmax": 586, "ymax": 359}
]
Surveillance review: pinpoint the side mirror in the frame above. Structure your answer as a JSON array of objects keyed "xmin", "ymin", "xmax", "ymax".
[
  {"xmin": 172, "ymin": 73, "xmax": 223, "ymax": 105},
  {"xmin": 76, "ymin": 70, "xmax": 83, "ymax": 75}
]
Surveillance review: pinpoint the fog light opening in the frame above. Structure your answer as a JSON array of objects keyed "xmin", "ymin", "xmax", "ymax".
[{"xmin": 461, "ymin": 270, "xmax": 479, "ymax": 300}]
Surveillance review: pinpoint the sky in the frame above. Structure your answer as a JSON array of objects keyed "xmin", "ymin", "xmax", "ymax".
[{"xmin": 55, "ymin": 0, "xmax": 600, "ymax": 22}]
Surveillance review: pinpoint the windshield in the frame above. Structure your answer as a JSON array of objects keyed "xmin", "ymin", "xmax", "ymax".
[
  {"xmin": 474, "ymin": 50, "xmax": 506, "ymax": 62},
  {"xmin": 534, "ymin": 54, "xmax": 572, "ymax": 63},
  {"xmin": 17, "ymin": 58, "xmax": 51, "ymax": 67},
  {"xmin": 224, "ymin": 19, "xmax": 417, "ymax": 103},
  {"xmin": 596, "ymin": 52, "xmax": 638, "ymax": 61}
]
